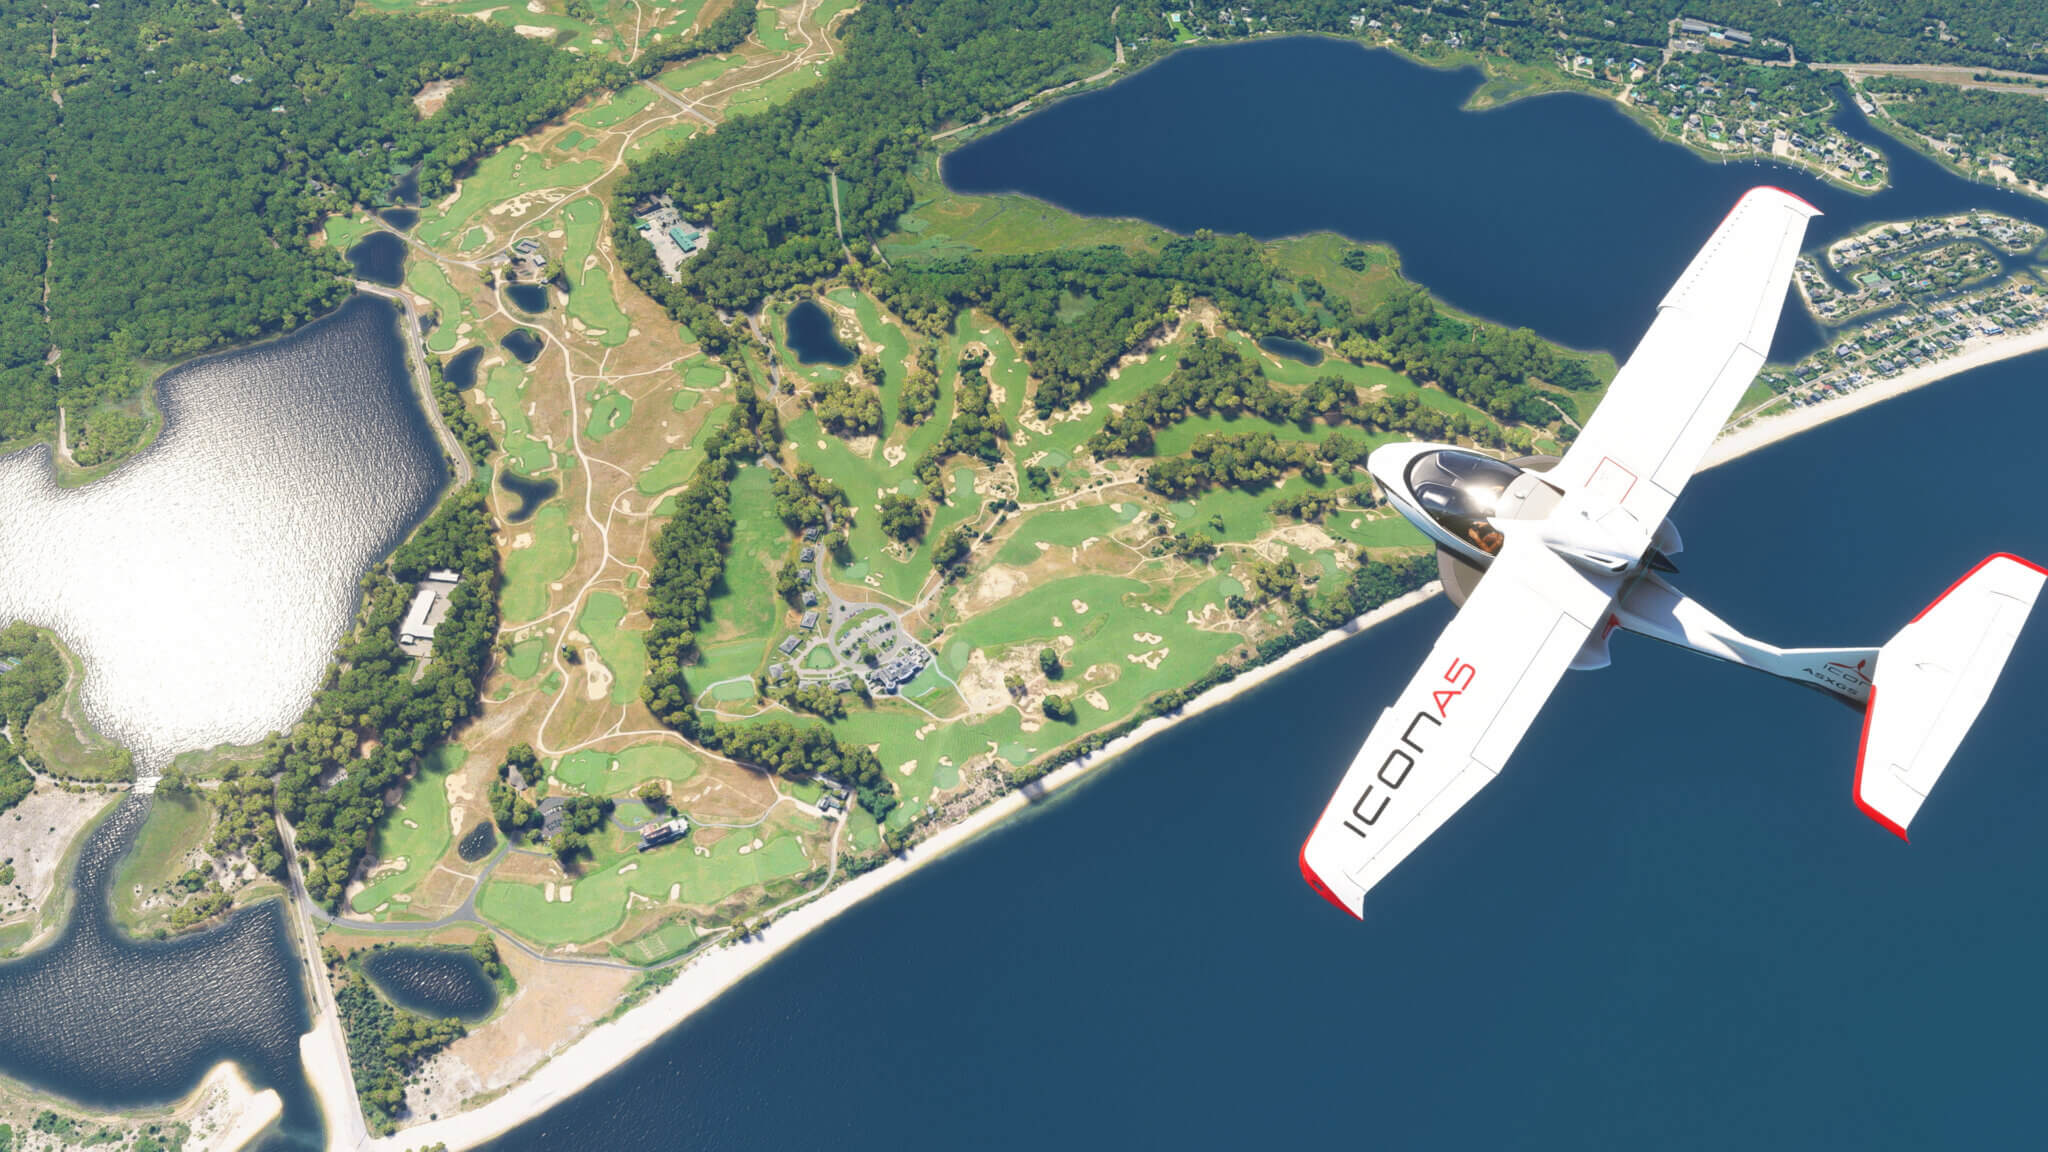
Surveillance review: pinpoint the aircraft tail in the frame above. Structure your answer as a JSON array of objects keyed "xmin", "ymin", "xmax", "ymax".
[{"xmin": 1855, "ymin": 554, "xmax": 2046, "ymax": 840}]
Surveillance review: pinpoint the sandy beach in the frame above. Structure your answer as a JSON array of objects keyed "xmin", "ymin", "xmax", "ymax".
[
  {"xmin": 352, "ymin": 324, "xmax": 2048, "ymax": 1152},
  {"xmin": 1703, "ymin": 325, "xmax": 2048, "ymax": 471}
]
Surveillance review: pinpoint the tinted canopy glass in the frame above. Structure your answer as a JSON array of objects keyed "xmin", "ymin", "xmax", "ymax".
[{"xmin": 1405, "ymin": 450, "xmax": 1520, "ymax": 555}]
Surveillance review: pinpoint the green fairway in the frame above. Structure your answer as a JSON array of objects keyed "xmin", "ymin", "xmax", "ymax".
[
  {"xmin": 484, "ymin": 362, "xmax": 533, "ymax": 437},
  {"xmin": 585, "ymin": 385, "xmax": 633, "ymax": 441},
  {"xmin": 659, "ymin": 53, "xmax": 745, "ymax": 93},
  {"xmin": 323, "ymin": 214, "xmax": 379, "ymax": 250},
  {"xmin": 552, "ymin": 742, "xmax": 699, "ymax": 796},
  {"xmin": 406, "ymin": 260, "xmax": 471, "ymax": 355},
  {"xmin": 505, "ymin": 637, "xmax": 549, "ymax": 679},
  {"xmin": 350, "ymin": 744, "xmax": 466, "ymax": 914},
  {"xmin": 702, "ymin": 467, "xmax": 784, "ymax": 648},
  {"xmin": 414, "ymin": 145, "xmax": 604, "ymax": 248},
  {"xmin": 637, "ymin": 447, "xmax": 705, "ymax": 495},
  {"xmin": 578, "ymin": 591, "xmax": 648, "ymax": 705},
  {"xmin": 573, "ymin": 85, "xmax": 656, "ymax": 129},
  {"xmin": 562, "ymin": 198, "xmax": 631, "ymax": 344},
  {"xmin": 681, "ymin": 361, "xmax": 727, "ymax": 388},
  {"xmin": 724, "ymin": 65, "xmax": 827, "ymax": 114},
  {"xmin": 755, "ymin": 5, "xmax": 801, "ymax": 51},
  {"xmin": 995, "ymin": 502, "xmax": 1142, "ymax": 566},
  {"xmin": 478, "ymin": 821, "xmax": 816, "ymax": 945},
  {"xmin": 504, "ymin": 505, "xmax": 576, "ymax": 622}
]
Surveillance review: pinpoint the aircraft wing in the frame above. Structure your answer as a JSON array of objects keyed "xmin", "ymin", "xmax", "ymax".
[
  {"xmin": 1300, "ymin": 537, "xmax": 1615, "ymax": 918},
  {"xmin": 1546, "ymin": 187, "xmax": 1819, "ymax": 534}
]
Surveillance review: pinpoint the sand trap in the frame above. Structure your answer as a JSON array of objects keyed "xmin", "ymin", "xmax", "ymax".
[
  {"xmin": 402, "ymin": 818, "xmax": 419, "ymax": 829},
  {"xmin": 543, "ymin": 882, "xmax": 557, "ymax": 903},
  {"xmin": 898, "ymin": 760, "xmax": 919, "ymax": 776},
  {"xmin": 513, "ymin": 24, "xmax": 555, "ymax": 37},
  {"xmin": 1134, "ymin": 632, "xmax": 1163, "ymax": 645},
  {"xmin": 1071, "ymin": 599, "xmax": 1090, "ymax": 614},
  {"xmin": 1084, "ymin": 690, "xmax": 1110, "ymax": 710},
  {"xmin": 739, "ymin": 843, "xmax": 751, "ymax": 855},
  {"xmin": 558, "ymin": 885, "xmax": 574, "ymax": 902},
  {"xmin": 669, "ymin": 883, "xmax": 681, "ymax": 900},
  {"xmin": 619, "ymin": 863, "xmax": 639, "ymax": 874}
]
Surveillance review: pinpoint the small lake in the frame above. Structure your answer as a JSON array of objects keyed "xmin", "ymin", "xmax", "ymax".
[
  {"xmin": 505, "ymin": 283, "xmax": 550, "ymax": 314},
  {"xmin": 497, "ymin": 468, "xmax": 557, "ymax": 523},
  {"xmin": 346, "ymin": 232, "xmax": 406, "ymax": 287},
  {"xmin": 443, "ymin": 346, "xmax": 484, "ymax": 391},
  {"xmin": 0, "ymin": 798, "xmax": 321, "ymax": 1150},
  {"xmin": 1259, "ymin": 335, "xmax": 1323, "ymax": 365},
  {"xmin": 0, "ymin": 295, "xmax": 445, "ymax": 771},
  {"xmin": 379, "ymin": 208, "xmax": 419, "ymax": 231},
  {"xmin": 785, "ymin": 300, "xmax": 854, "ymax": 365},
  {"xmin": 360, "ymin": 947, "xmax": 498, "ymax": 1022},
  {"xmin": 501, "ymin": 328, "xmax": 545, "ymax": 364},
  {"xmin": 457, "ymin": 820, "xmax": 497, "ymax": 862}
]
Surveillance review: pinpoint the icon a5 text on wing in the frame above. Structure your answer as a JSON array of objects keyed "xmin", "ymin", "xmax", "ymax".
[{"xmin": 1299, "ymin": 187, "xmax": 2046, "ymax": 920}]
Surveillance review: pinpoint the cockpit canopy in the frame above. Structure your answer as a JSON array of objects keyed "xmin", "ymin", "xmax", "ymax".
[{"xmin": 1405, "ymin": 449, "xmax": 1521, "ymax": 556}]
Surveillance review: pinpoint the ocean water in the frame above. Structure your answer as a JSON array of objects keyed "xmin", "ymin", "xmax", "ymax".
[
  {"xmin": 491, "ymin": 349, "xmax": 2048, "ymax": 1149},
  {"xmin": 488, "ymin": 41, "xmax": 2048, "ymax": 1151}
]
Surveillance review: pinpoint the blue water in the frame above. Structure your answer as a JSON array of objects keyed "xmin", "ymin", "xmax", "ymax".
[
  {"xmin": 494, "ymin": 352, "xmax": 2048, "ymax": 1149},
  {"xmin": 945, "ymin": 37, "xmax": 2048, "ymax": 362},
  {"xmin": 785, "ymin": 300, "xmax": 855, "ymax": 365},
  {"xmin": 488, "ymin": 39, "xmax": 2048, "ymax": 1151},
  {"xmin": 360, "ymin": 948, "xmax": 498, "ymax": 1023}
]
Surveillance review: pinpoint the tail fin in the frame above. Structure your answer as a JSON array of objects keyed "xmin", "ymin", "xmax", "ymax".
[{"xmin": 1857, "ymin": 555, "xmax": 2047, "ymax": 839}]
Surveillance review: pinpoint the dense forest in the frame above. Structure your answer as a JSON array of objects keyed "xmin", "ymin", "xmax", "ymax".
[
  {"xmin": 204, "ymin": 488, "xmax": 500, "ymax": 909},
  {"xmin": 0, "ymin": 0, "xmax": 620, "ymax": 448},
  {"xmin": 614, "ymin": 0, "xmax": 2046, "ymax": 332},
  {"xmin": 1864, "ymin": 77, "xmax": 2048, "ymax": 185},
  {"xmin": 639, "ymin": 394, "xmax": 899, "ymax": 820},
  {"xmin": 0, "ymin": 625, "xmax": 67, "ymax": 790},
  {"xmin": 326, "ymin": 948, "xmax": 467, "ymax": 1134}
]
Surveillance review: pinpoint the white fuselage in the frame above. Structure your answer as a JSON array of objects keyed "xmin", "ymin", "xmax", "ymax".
[{"xmin": 1368, "ymin": 442, "xmax": 1875, "ymax": 706}]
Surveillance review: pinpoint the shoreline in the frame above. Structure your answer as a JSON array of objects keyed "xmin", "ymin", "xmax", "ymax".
[
  {"xmin": 368, "ymin": 584, "xmax": 1445, "ymax": 1152},
  {"xmin": 368, "ymin": 325, "xmax": 2048, "ymax": 1151},
  {"xmin": 1703, "ymin": 324, "xmax": 2048, "ymax": 471}
]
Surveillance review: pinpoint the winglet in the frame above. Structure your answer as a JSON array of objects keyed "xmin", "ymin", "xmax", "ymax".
[{"xmin": 1300, "ymin": 841, "xmax": 1364, "ymax": 920}]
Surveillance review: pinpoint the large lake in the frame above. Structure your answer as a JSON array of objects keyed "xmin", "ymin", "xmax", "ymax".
[
  {"xmin": 945, "ymin": 36, "xmax": 2048, "ymax": 361},
  {"xmin": 488, "ymin": 39, "xmax": 2048, "ymax": 1151},
  {"xmin": 0, "ymin": 294, "xmax": 446, "ymax": 773}
]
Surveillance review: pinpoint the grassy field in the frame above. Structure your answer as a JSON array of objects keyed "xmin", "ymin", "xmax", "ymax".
[
  {"xmin": 406, "ymin": 260, "xmax": 472, "ymax": 355},
  {"xmin": 585, "ymin": 385, "xmax": 634, "ymax": 441},
  {"xmin": 350, "ymin": 744, "xmax": 467, "ymax": 915},
  {"xmin": 611, "ymin": 918, "xmax": 699, "ymax": 964},
  {"xmin": 414, "ymin": 146, "xmax": 604, "ymax": 248},
  {"xmin": 477, "ymin": 819, "xmax": 816, "ymax": 945},
  {"xmin": 573, "ymin": 84, "xmax": 657, "ymax": 129},
  {"xmin": 553, "ymin": 742, "xmax": 699, "ymax": 796},
  {"xmin": 578, "ymin": 592, "xmax": 649, "ymax": 705},
  {"xmin": 882, "ymin": 164, "xmax": 1169, "ymax": 261},
  {"xmin": 505, "ymin": 637, "xmax": 549, "ymax": 679},
  {"xmin": 658, "ymin": 53, "xmax": 746, "ymax": 93},
  {"xmin": 503, "ymin": 504, "xmax": 576, "ymax": 622},
  {"xmin": 561, "ymin": 197, "xmax": 632, "ymax": 344},
  {"xmin": 109, "ymin": 791, "xmax": 212, "ymax": 932}
]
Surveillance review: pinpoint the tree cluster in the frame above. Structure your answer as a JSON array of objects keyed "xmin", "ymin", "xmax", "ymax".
[
  {"xmin": 332, "ymin": 961, "xmax": 466, "ymax": 1135},
  {"xmin": 1866, "ymin": 77, "xmax": 2048, "ymax": 185},
  {"xmin": 0, "ymin": 0, "xmax": 619, "ymax": 447},
  {"xmin": 771, "ymin": 461, "xmax": 850, "ymax": 532}
]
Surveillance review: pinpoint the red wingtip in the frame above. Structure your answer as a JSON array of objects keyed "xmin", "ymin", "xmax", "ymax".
[
  {"xmin": 1300, "ymin": 841, "xmax": 1363, "ymax": 919},
  {"xmin": 1851, "ymin": 685, "xmax": 1910, "ymax": 843},
  {"xmin": 1753, "ymin": 184, "xmax": 1821, "ymax": 215}
]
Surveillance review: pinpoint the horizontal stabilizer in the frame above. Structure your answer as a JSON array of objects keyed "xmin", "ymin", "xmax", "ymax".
[{"xmin": 1857, "ymin": 555, "xmax": 2046, "ymax": 839}]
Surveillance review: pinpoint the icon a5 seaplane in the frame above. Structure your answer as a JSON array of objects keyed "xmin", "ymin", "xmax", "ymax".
[{"xmin": 1300, "ymin": 186, "xmax": 2046, "ymax": 919}]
